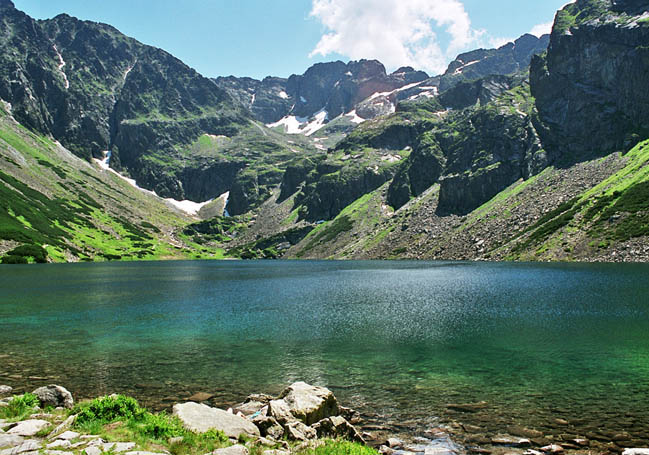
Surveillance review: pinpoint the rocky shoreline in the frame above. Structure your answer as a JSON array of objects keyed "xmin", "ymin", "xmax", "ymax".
[{"xmin": 1, "ymin": 383, "xmax": 648, "ymax": 455}]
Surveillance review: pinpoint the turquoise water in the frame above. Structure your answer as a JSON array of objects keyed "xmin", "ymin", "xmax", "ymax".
[{"xmin": 1, "ymin": 260, "xmax": 648, "ymax": 440}]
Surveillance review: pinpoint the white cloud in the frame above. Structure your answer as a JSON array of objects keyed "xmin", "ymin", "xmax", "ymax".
[
  {"xmin": 530, "ymin": 21, "xmax": 554, "ymax": 37},
  {"xmin": 309, "ymin": 0, "xmax": 508, "ymax": 75},
  {"xmin": 530, "ymin": 1, "xmax": 576, "ymax": 37}
]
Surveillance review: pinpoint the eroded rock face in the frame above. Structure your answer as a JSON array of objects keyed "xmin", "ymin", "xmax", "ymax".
[
  {"xmin": 531, "ymin": 0, "xmax": 649, "ymax": 161},
  {"xmin": 32, "ymin": 385, "xmax": 74, "ymax": 409},
  {"xmin": 172, "ymin": 402, "xmax": 260, "ymax": 438}
]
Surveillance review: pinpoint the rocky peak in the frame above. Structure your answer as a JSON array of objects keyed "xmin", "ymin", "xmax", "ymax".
[{"xmin": 0, "ymin": 0, "xmax": 15, "ymax": 10}]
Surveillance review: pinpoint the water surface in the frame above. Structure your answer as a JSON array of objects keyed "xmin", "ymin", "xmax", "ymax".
[{"xmin": 1, "ymin": 260, "xmax": 648, "ymax": 440}]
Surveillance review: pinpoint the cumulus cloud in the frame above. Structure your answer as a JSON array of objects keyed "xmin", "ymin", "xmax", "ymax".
[
  {"xmin": 309, "ymin": 0, "xmax": 496, "ymax": 75},
  {"xmin": 530, "ymin": 21, "xmax": 554, "ymax": 37}
]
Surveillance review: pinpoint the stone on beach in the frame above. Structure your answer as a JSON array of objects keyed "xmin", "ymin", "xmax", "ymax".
[
  {"xmin": 32, "ymin": 386, "xmax": 73, "ymax": 410},
  {"xmin": 278, "ymin": 382, "xmax": 339, "ymax": 425},
  {"xmin": 284, "ymin": 421, "xmax": 316, "ymax": 441},
  {"xmin": 172, "ymin": 402, "xmax": 259, "ymax": 438},
  {"xmin": 312, "ymin": 416, "xmax": 365, "ymax": 443}
]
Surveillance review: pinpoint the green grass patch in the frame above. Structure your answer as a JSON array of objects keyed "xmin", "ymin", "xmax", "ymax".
[
  {"xmin": 0, "ymin": 393, "xmax": 39, "ymax": 421},
  {"xmin": 294, "ymin": 440, "xmax": 378, "ymax": 455},
  {"xmin": 72, "ymin": 395, "xmax": 230, "ymax": 455}
]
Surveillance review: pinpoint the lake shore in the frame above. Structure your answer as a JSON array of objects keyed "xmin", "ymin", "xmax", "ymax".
[{"xmin": 2, "ymin": 383, "xmax": 648, "ymax": 455}]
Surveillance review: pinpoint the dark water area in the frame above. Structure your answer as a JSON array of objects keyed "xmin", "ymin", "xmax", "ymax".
[{"xmin": 1, "ymin": 260, "xmax": 648, "ymax": 442}]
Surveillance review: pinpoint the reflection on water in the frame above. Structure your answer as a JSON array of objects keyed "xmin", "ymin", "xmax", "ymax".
[{"xmin": 1, "ymin": 260, "xmax": 649, "ymax": 437}]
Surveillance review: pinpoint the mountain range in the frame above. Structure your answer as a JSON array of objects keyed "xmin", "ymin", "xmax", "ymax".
[{"xmin": 1, "ymin": 0, "xmax": 648, "ymax": 264}]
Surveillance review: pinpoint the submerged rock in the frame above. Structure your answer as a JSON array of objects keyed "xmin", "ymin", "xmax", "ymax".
[
  {"xmin": 172, "ymin": 402, "xmax": 259, "ymax": 438},
  {"xmin": 32, "ymin": 386, "xmax": 73, "ymax": 409}
]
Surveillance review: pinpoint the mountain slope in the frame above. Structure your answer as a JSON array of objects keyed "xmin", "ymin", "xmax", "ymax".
[
  {"xmin": 223, "ymin": 0, "xmax": 649, "ymax": 262},
  {"xmin": 0, "ymin": 100, "xmax": 231, "ymax": 263}
]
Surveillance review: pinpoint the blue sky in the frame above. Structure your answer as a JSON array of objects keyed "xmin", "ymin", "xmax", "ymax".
[{"xmin": 13, "ymin": 0, "xmax": 569, "ymax": 80}]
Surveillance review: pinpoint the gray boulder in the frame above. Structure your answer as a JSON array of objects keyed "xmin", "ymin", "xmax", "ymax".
[
  {"xmin": 32, "ymin": 386, "xmax": 73, "ymax": 409},
  {"xmin": 284, "ymin": 422, "xmax": 316, "ymax": 442},
  {"xmin": 278, "ymin": 382, "xmax": 339, "ymax": 425},
  {"xmin": 267, "ymin": 400, "xmax": 294, "ymax": 426},
  {"xmin": 312, "ymin": 416, "xmax": 365, "ymax": 444},
  {"xmin": 251, "ymin": 416, "xmax": 283, "ymax": 440},
  {"xmin": 172, "ymin": 402, "xmax": 259, "ymax": 438},
  {"xmin": 0, "ymin": 386, "xmax": 12, "ymax": 397}
]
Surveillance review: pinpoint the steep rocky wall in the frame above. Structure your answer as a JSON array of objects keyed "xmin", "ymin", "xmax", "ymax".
[{"xmin": 530, "ymin": 0, "xmax": 649, "ymax": 161}]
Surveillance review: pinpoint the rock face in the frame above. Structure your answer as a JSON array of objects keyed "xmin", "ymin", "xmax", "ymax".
[
  {"xmin": 531, "ymin": 0, "xmax": 649, "ymax": 161},
  {"xmin": 0, "ymin": 1, "xmax": 251, "ymax": 202},
  {"xmin": 32, "ymin": 385, "xmax": 74, "ymax": 409},
  {"xmin": 172, "ymin": 402, "xmax": 260, "ymax": 438},
  {"xmin": 439, "ymin": 33, "xmax": 550, "ymax": 92},
  {"xmin": 217, "ymin": 60, "xmax": 429, "ymax": 126}
]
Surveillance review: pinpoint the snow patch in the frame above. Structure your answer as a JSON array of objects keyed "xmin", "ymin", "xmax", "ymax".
[
  {"xmin": 164, "ymin": 198, "xmax": 213, "ymax": 216},
  {"xmin": 52, "ymin": 45, "xmax": 70, "ymax": 90},
  {"xmin": 302, "ymin": 109, "xmax": 329, "ymax": 136},
  {"xmin": 345, "ymin": 109, "xmax": 366, "ymax": 124},
  {"xmin": 266, "ymin": 109, "xmax": 329, "ymax": 136},
  {"xmin": 368, "ymin": 91, "xmax": 392, "ymax": 101},
  {"xmin": 93, "ymin": 150, "xmax": 212, "ymax": 216},
  {"xmin": 345, "ymin": 71, "xmax": 353, "ymax": 76},
  {"xmin": 300, "ymin": 96, "xmax": 307, "ymax": 103},
  {"xmin": 267, "ymin": 115, "xmax": 309, "ymax": 134},
  {"xmin": 251, "ymin": 93, "xmax": 256, "ymax": 105},
  {"xmin": 123, "ymin": 60, "xmax": 137, "ymax": 81},
  {"xmin": 278, "ymin": 91, "xmax": 289, "ymax": 99},
  {"xmin": 395, "ymin": 81, "xmax": 423, "ymax": 92},
  {"xmin": 453, "ymin": 60, "xmax": 480, "ymax": 75}
]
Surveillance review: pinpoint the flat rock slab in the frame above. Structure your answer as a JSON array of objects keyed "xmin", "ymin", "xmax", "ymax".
[
  {"xmin": 0, "ymin": 434, "xmax": 24, "ymax": 448},
  {"xmin": 44, "ymin": 451, "xmax": 73, "ymax": 455},
  {"xmin": 623, "ymin": 451, "xmax": 649, "ymax": 455},
  {"xmin": 7, "ymin": 421, "xmax": 50, "ymax": 437},
  {"xmin": 55, "ymin": 432, "xmax": 79, "ymax": 441},
  {"xmin": 47, "ymin": 441, "xmax": 72, "ymax": 449},
  {"xmin": 0, "ymin": 440, "xmax": 41, "ymax": 455},
  {"xmin": 124, "ymin": 452, "xmax": 168, "ymax": 455},
  {"xmin": 83, "ymin": 447, "xmax": 101, "ymax": 455},
  {"xmin": 172, "ymin": 402, "xmax": 259, "ymax": 438},
  {"xmin": 102, "ymin": 442, "xmax": 136, "ymax": 453},
  {"xmin": 209, "ymin": 445, "xmax": 249, "ymax": 455}
]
